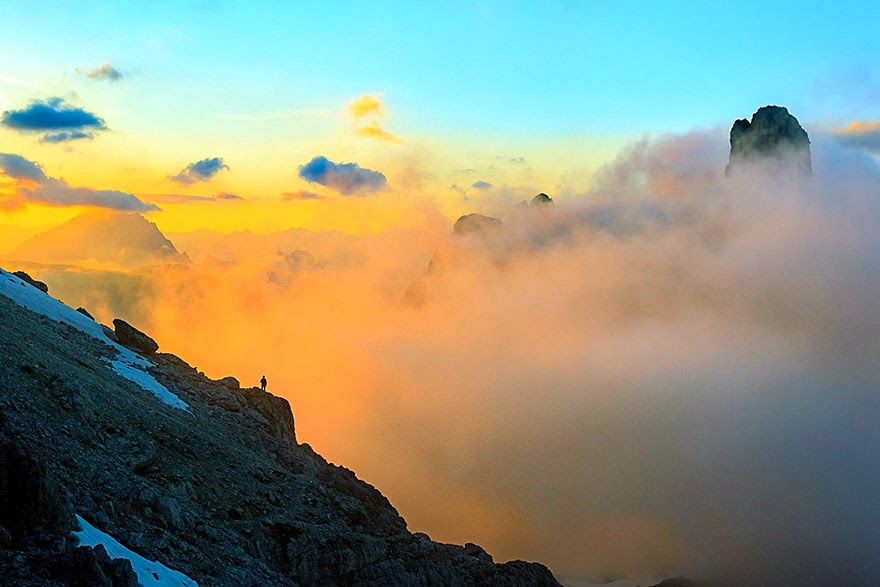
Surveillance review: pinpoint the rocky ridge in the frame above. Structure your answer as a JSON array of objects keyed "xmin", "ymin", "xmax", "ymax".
[{"xmin": 0, "ymin": 270, "xmax": 561, "ymax": 586}]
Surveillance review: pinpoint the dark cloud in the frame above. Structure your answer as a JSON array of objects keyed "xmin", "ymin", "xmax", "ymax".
[
  {"xmin": 471, "ymin": 180, "xmax": 493, "ymax": 190},
  {"xmin": 146, "ymin": 193, "xmax": 245, "ymax": 204},
  {"xmin": 1, "ymin": 98, "xmax": 106, "ymax": 142},
  {"xmin": 298, "ymin": 155, "xmax": 386, "ymax": 195},
  {"xmin": 0, "ymin": 153, "xmax": 50, "ymax": 182},
  {"xmin": 0, "ymin": 152, "xmax": 158, "ymax": 212},
  {"xmin": 40, "ymin": 130, "xmax": 93, "ymax": 143},
  {"xmin": 281, "ymin": 190, "xmax": 323, "ymax": 201},
  {"xmin": 80, "ymin": 63, "xmax": 124, "ymax": 82},
  {"xmin": 169, "ymin": 157, "xmax": 229, "ymax": 185}
]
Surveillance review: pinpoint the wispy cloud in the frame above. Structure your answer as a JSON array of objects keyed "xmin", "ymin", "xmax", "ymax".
[
  {"xmin": 298, "ymin": 155, "xmax": 386, "ymax": 195},
  {"xmin": 169, "ymin": 157, "xmax": 229, "ymax": 185},
  {"xmin": 1, "ymin": 97, "xmax": 107, "ymax": 142},
  {"xmin": 214, "ymin": 108, "xmax": 331, "ymax": 122},
  {"xmin": 281, "ymin": 190, "xmax": 323, "ymax": 201},
  {"xmin": 836, "ymin": 120, "xmax": 880, "ymax": 152},
  {"xmin": 0, "ymin": 153, "xmax": 158, "ymax": 212},
  {"xmin": 471, "ymin": 180, "xmax": 493, "ymax": 190},
  {"xmin": 347, "ymin": 93, "xmax": 401, "ymax": 143},
  {"xmin": 0, "ymin": 74, "xmax": 41, "ymax": 90},
  {"xmin": 77, "ymin": 62, "xmax": 124, "ymax": 82},
  {"xmin": 146, "ymin": 192, "xmax": 245, "ymax": 204}
]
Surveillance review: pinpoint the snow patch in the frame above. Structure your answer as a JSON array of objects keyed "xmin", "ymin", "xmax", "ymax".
[
  {"xmin": 0, "ymin": 268, "xmax": 190, "ymax": 411},
  {"xmin": 111, "ymin": 360, "xmax": 190, "ymax": 411},
  {"xmin": 73, "ymin": 515, "xmax": 199, "ymax": 587}
]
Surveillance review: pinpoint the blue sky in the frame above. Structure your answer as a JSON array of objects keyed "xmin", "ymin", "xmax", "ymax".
[{"xmin": 1, "ymin": 0, "xmax": 879, "ymax": 231}]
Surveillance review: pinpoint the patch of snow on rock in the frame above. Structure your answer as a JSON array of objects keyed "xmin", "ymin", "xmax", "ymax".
[{"xmin": 74, "ymin": 514, "xmax": 199, "ymax": 587}]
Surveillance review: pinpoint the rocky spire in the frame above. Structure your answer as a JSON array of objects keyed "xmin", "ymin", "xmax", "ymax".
[{"xmin": 725, "ymin": 105, "xmax": 811, "ymax": 175}]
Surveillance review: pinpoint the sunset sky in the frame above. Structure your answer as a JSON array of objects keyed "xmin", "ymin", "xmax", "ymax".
[
  {"xmin": 2, "ymin": 1, "xmax": 879, "ymax": 236},
  {"xmin": 3, "ymin": 3, "xmax": 880, "ymax": 585}
]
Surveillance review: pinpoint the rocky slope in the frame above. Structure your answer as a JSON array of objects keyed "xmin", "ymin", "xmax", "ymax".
[{"xmin": 0, "ymin": 269, "xmax": 561, "ymax": 586}]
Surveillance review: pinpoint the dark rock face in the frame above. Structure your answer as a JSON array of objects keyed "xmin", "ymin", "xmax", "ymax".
[
  {"xmin": 726, "ymin": 105, "xmax": 811, "ymax": 175},
  {"xmin": 0, "ymin": 440, "xmax": 75, "ymax": 540},
  {"xmin": 112, "ymin": 318, "xmax": 159, "ymax": 354},
  {"xmin": 12, "ymin": 271, "xmax": 48, "ymax": 293},
  {"xmin": 240, "ymin": 386, "xmax": 297, "ymax": 445},
  {"xmin": 452, "ymin": 213, "xmax": 503, "ymax": 237}
]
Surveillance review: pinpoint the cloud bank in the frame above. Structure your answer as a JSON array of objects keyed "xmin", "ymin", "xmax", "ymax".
[
  {"xmin": 1, "ymin": 97, "xmax": 107, "ymax": 142},
  {"xmin": 298, "ymin": 155, "xmax": 387, "ymax": 195},
  {"xmin": 169, "ymin": 157, "xmax": 229, "ymax": 185},
  {"xmin": 0, "ymin": 153, "xmax": 158, "ymax": 212},
  {"xmin": 18, "ymin": 130, "xmax": 880, "ymax": 587}
]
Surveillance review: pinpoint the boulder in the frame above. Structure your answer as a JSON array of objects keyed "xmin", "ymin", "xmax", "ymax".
[
  {"xmin": 726, "ymin": 105, "xmax": 811, "ymax": 175},
  {"xmin": 112, "ymin": 319, "xmax": 159, "ymax": 354},
  {"xmin": 76, "ymin": 307, "xmax": 95, "ymax": 320},
  {"xmin": 218, "ymin": 376, "xmax": 240, "ymax": 390},
  {"xmin": 12, "ymin": 271, "xmax": 48, "ymax": 293}
]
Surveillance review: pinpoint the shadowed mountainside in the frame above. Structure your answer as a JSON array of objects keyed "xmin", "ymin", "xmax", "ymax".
[{"xmin": 0, "ymin": 270, "xmax": 561, "ymax": 586}]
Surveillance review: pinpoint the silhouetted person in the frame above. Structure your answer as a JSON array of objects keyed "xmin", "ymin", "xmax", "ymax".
[{"xmin": 260, "ymin": 375, "xmax": 267, "ymax": 392}]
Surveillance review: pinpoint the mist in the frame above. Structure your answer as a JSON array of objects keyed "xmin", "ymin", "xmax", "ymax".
[{"xmin": 23, "ymin": 130, "xmax": 880, "ymax": 586}]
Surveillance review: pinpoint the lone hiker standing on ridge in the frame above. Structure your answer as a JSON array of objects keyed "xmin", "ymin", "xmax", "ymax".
[{"xmin": 260, "ymin": 375, "xmax": 267, "ymax": 392}]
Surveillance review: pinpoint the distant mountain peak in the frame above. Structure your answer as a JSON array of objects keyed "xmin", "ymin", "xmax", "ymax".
[
  {"xmin": 726, "ymin": 105, "xmax": 812, "ymax": 175},
  {"xmin": 12, "ymin": 211, "xmax": 190, "ymax": 268}
]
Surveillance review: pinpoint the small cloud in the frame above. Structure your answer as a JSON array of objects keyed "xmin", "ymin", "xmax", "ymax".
[
  {"xmin": 472, "ymin": 180, "xmax": 493, "ymax": 190},
  {"xmin": 348, "ymin": 94, "xmax": 384, "ymax": 119},
  {"xmin": 146, "ymin": 192, "xmax": 244, "ymax": 204},
  {"xmin": 298, "ymin": 155, "xmax": 386, "ymax": 196},
  {"xmin": 169, "ymin": 157, "xmax": 229, "ymax": 185},
  {"xmin": 347, "ymin": 93, "xmax": 401, "ymax": 143},
  {"xmin": 281, "ymin": 190, "xmax": 323, "ymax": 201},
  {"xmin": 836, "ymin": 120, "xmax": 880, "ymax": 153},
  {"xmin": 77, "ymin": 62, "xmax": 124, "ymax": 82},
  {"xmin": 0, "ymin": 152, "xmax": 157, "ymax": 212},
  {"xmin": 1, "ymin": 97, "xmax": 106, "ymax": 142},
  {"xmin": 354, "ymin": 121, "xmax": 402, "ymax": 142}
]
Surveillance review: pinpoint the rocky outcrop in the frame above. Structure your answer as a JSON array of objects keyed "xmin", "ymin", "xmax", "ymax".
[
  {"xmin": 452, "ymin": 213, "xmax": 503, "ymax": 237},
  {"xmin": 112, "ymin": 318, "xmax": 159, "ymax": 355},
  {"xmin": 726, "ymin": 105, "xmax": 811, "ymax": 175},
  {"xmin": 12, "ymin": 271, "xmax": 48, "ymax": 293},
  {"xmin": 240, "ymin": 386, "xmax": 297, "ymax": 445},
  {"xmin": 530, "ymin": 193, "xmax": 553, "ymax": 206},
  {"xmin": 76, "ymin": 307, "xmax": 95, "ymax": 321}
]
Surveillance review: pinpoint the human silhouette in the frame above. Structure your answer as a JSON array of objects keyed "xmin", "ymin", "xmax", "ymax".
[{"xmin": 260, "ymin": 375, "xmax": 267, "ymax": 392}]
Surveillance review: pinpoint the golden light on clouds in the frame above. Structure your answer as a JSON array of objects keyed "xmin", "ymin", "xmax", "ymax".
[
  {"xmin": 347, "ymin": 93, "xmax": 402, "ymax": 143},
  {"xmin": 837, "ymin": 120, "xmax": 880, "ymax": 135}
]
